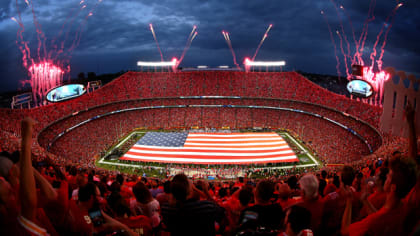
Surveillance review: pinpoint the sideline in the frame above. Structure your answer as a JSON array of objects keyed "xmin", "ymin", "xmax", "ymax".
[
  {"xmin": 99, "ymin": 131, "xmax": 146, "ymax": 164},
  {"xmin": 284, "ymin": 132, "xmax": 319, "ymax": 166}
]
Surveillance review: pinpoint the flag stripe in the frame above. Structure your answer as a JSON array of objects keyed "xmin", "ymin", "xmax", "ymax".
[
  {"xmin": 184, "ymin": 142, "xmax": 286, "ymax": 147},
  {"xmin": 130, "ymin": 145, "xmax": 290, "ymax": 151},
  {"xmin": 185, "ymin": 138, "xmax": 283, "ymax": 142},
  {"xmin": 124, "ymin": 152, "xmax": 295, "ymax": 160},
  {"xmin": 186, "ymin": 135, "xmax": 280, "ymax": 139},
  {"xmin": 121, "ymin": 154, "xmax": 298, "ymax": 164},
  {"xmin": 125, "ymin": 149, "xmax": 294, "ymax": 158},
  {"xmin": 183, "ymin": 144, "xmax": 288, "ymax": 149},
  {"xmin": 188, "ymin": 133, "xmax": 278, "ymax": 137},
  {"xmin": 121, "ymin": 132, "xmax": 298, "ymax": 164}
]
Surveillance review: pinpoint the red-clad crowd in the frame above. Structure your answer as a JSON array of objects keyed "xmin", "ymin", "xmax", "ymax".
[
  {"xmin": 0, "ymin": 71, "xmax": 381, "ymax": 137},
  {"xmin": 30, "ymin": 95, "xmax": 382, "ymax": 167},
  {"xmin": 0, "ymin": 115, "xmax": 419, "ymax": 236},
  {"xmin": 35, "ymin": 104, "xmax": 378, "ymax": 167},
  {"xmin": 0, "ymin": 72, "xmax": 385, "ymax": 168}
]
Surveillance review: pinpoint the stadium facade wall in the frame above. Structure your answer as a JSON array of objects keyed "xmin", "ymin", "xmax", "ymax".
[{"xmin": 381, "ymin": 68, "xmax": 420, "ymax": 137}]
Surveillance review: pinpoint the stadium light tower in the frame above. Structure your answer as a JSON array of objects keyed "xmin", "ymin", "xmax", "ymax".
[
  {"xmin": 137, "ymin": 58, "xmax": 178, "ymax": 72},
  {"xmin": 244, "ymin": 58, "xmax": 286, "ymax": 72}
]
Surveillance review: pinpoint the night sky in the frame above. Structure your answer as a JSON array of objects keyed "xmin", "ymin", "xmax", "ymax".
[{"xmin": 0, "ymin": 0, "xmax": 419, "ymax": 92}]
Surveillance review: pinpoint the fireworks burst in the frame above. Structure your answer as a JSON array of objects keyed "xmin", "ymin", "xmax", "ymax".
[
  {"xmin": 252, "ymin": 24, "xmax": 273, "ymax": 61},
  {"xmin": 222, "ymin": 31, "xmax": 240, "ymax": 69},
  {"xmin": 12, "ymin": 0, "xmax": 102, "ymax": 106},
  {"xmin": 149, "ymin": 23, "xmax": 164, "ymax": 62},
  {"xmin": 178, "ymin": 25, "xmax": 198, "ymax": 66},
  {"xmin": 321, "ymin": 0, "xmax": 402, "ymax": 106},
  {"xmin": 321, "ymin": 10, "xmax": 341, "ymax": 79}
]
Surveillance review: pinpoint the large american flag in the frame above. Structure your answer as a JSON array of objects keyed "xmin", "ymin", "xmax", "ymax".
[{"xmin": 120, "ymin": 132, "xmax": 298, "ymax": 164}]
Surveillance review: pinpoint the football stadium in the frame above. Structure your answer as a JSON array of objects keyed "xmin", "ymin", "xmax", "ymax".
[{"xmin": 0, "ymin": 0, "xmax": 419, "ymax": 235}]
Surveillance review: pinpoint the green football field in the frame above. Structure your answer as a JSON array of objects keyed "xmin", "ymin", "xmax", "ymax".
[{"xmin": 96, "ymin": 130, "xmax": 321, "ymax": 178}]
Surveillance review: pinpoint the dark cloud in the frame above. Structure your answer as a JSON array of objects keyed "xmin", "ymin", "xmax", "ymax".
[{"xmin": 0, "ymin": 0, "xmax": 419, "ymax": 92}]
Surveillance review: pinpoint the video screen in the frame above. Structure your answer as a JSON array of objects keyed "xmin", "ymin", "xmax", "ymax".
[
  {"xmin": 346, "ymin": 80, "xmax": 373, "ymax": 98},
  {"xmin": 46, "ymin": 84, "xmax": 86, "ymax": 103}
]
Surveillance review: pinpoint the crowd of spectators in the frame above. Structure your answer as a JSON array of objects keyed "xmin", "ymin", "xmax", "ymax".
[
  {"xmin": 0, "ymin": 71, "xmax": 382, "ymax": 138},
  {"xmin": 0, "ymin": 71, "xmax": 409, "ymax": 183},
  {"xmin": 0, "ymin": 114, "xmax": 418, "ymax": 235},
  {"xmin": 36, "ymin": 105, "xmax": 376, "ymax": 166},
  {"xmin": 0, "ymin": 71, "xmax": 384, "ymax": 165},
  {"xmin": 32, "ymin": 94, "xmax": 382, "ymax": 167}
]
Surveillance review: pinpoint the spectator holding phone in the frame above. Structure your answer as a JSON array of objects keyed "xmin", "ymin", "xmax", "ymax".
[
  {"xmin": 64, "ymin": 181, "xmax": 137, "ymax": 235},
  {"xmin": 237, "ymin": 180, "xmax": 285, "ymax": 233}
]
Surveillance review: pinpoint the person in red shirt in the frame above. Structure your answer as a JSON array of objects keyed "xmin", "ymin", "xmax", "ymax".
[
  {"xmin": 131, "ymin": 181, "xmax": 161, "ymax": 228},
  {"xmin": 318, "ymin": 170, "xmax": 328, "ymax": 197},
  {"xmin": 66, "ymin": 182, "xmax": 137, "ymax": 236},
  {"xmin": 107, "ymin": 191, "xmax": 153, "ymax": 235},
  {"xmin": 66, "ymin": 182, "xmax": 97, "ymax": 235},
  {"xmin": 161, "ymin": 174, "xmax": 225, "ymax": 236},
  {"xmin": 233, "ymin": 176, "xmax": 245, "ymax": 188},
  {"xmin": 116, "ymin": 174, "xmax": 134, "ymax": 202},
  {"xmin": 321, "ymin": 166, "xmax": 360, "ymax": 236},
  {"xmin": 323, "ymin": 181, "xmax": 337, "ymax": 196},
  {"xmin": 323, "ymin": 174, "xmax": 339, "ymax": 196},
  {"xmin": 238, "ymin": 180, "xmax": 285, "ymax": 233},
  {"xmin": 72, "ymin": 173, "xmax": 88, "ymax": 201},
  {"xmin": 221, "ymin": 185, "xmax": 253, "ymax": 233},
  {"xmin": 295, "ymin": 174, "xmax": 323, "ymax": 234},
  {"xmin": 341, "ymin": 156, "xmax": 417, "ymax": 236},
  {"xmin": 156, "ymin": 180, "xmax": 171, "ymax": 206},
  {"xmin": 358, "ymin": 167, "xmax": 388, "ymax": 219},
  {"xmin": 282, "ymin": 205, "xmax": 313, "ymax": 236},
  {"xmin": 65, "ymin": 166, "xmax": 78, "ymax": 191},
  {"xmin": 276, "ymin": 183, "xmax": 297, "ymax": 209}
]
